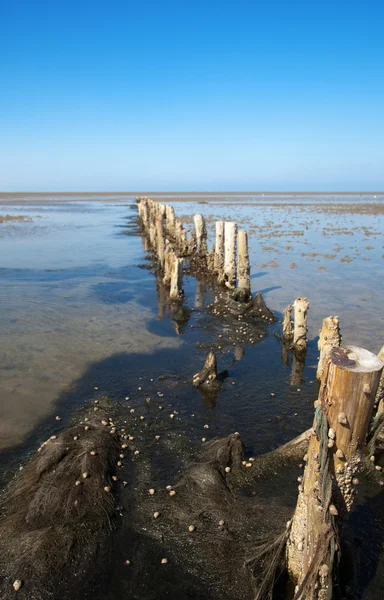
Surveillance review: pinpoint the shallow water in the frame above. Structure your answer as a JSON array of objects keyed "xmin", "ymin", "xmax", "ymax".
[{"xmin": 0, "ymin": 193, "xmax": 383, "ymax": 598}]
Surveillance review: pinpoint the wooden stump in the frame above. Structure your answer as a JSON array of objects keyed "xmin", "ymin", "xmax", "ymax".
[
  {"xmin": 293, "ymin": 297, "xmax": 309, "ymax": 354},
  {"xmin": 224, "ymin": 222, "xmax": 237, "ymax": 289},
  {"xmin": 287, "ymin": 345, "xmax": 383, "ymax": 597},
  {"xmin": 192, "ymin": 352, "xmax": 218, "ymax": 387},
  {"xmin": 316, "ymin": 316, "xmax": 341, "ymax": 380}
]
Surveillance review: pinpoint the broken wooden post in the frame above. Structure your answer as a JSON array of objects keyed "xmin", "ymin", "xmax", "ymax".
[
  {"xmin": 293, "ymin": 297, "xmax": 309, "ymax": 354},
  {"xmin": 193, "ymin": 214, "xmax": 208, "ymax": 255},
  {"xmin": 192, "ymin": 351, "xmax": 218, "ymax": 387},
  {"xmin": 169, "ymin": 257, "xmax": 183, "ymax": 299},
  {"xmin": 287, "ymin": 345, "xmax": 383, "ymax": 598},
  {"xmin": 215, "ymin": 221, "xmax": 225, "ymax": 284},
  {"xmin": 235, "ymin": 229, "xmax": 251, "ymax": 301},
  {"xmin": 224, "ymin": 221, "xmax": 237, "ymax": 289},
  {"xmin": 316, "ymin": 316, "xmax": 341, "ymax": 380},
  {"xmin": 282, "ymin": 304, "xmax": 293, "ymax": 341}
]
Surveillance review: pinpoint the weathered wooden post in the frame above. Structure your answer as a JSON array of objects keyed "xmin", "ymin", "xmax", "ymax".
[
  {"xmin": 193, "ymin": 214, "xmax": 208, "ymax": 255},
  {"xmin": 165, "ymin": 204, "xmax": 176, "ymax": 235},
  {"xmin": 287, "ymin": 345, "xmax": 383, "ymax": 598},
  {"xmin": 282, "ymin": 304, "xmax": 293, "ymax": 341},
  {"xmin": 293, "ymin": 297, "xmax": 309, "ymax": 354},
  {"xmin": 235, "ymin": 229, "xmax": 251, "ymax": 301},
  {"xmin": 156, "ymin": 213, "xmax": 165, "ymax": 269},
  {"xmin": 224, "ymin": 222, "xmax": 237, "ymax": 289},
  {"xmin": 215, "ymin": 221, "xmax": 225, "ymax": 284},
  {"xmin": 316, "ymin": 316, "xmax": 341, "ymax": 380},
  {"xmin": 169, "ymin": 257, "xmax": 184, "ymax": 299},
  {"xmin": 163, "ymin": 242, "xmax": 176, "ymax": 286}
]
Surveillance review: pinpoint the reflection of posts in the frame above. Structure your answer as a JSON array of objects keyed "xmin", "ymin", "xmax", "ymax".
[
  {"xmin": 224, "ymin": 222, "xmax": 237, "ymax": 289},
  {"xmin": 287, "ymin": 346, "xmax": 383, "ymax": 597},
  {"xmin": 195, "ymin": 279, "xmax": 205, "ymax": 308},
  {"xmin": 293, "ymin": 297, "xmax": 309, "ymax": 354},
  {"xmin": 316, "ymin": 316, "xmax": 341, "ymax": 380},
  {"xmin": 290, "ymin": 353, "xmax": 305, "ymax": 386},
  {"xmin": 156, "ymin": 277, "xmax": 167, "ymax": 319}
]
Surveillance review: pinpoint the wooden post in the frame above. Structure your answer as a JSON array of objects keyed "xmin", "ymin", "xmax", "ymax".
[
  {"xmin": 236, "ymin": 229, "xmax": 251, "ymax": 301},
  {"xmin": 287, "ymin": 345, "xmax": 383, "ymax": 596},
  {"xmin": 194, "ymin": 214, "xmax": 208, "ymax": 255},
  {"xmin": 316, "ymin": 316, "xmax": 341, "ymax": 380},
  {"xmin": 282, "ymin": 304, "xmax": 293, "ymax": 341},
  {"xmin": 170, "ymin": 257, "xmax": 183, "ymax": 299},
  {"xmin": 293, "ymin": 297, "xmax": 309, "ymax": 354},
  {"xmin": 163, "ymin": 242, "xmax": 176, "ymax": 286},
  {"xmin": 165, "ymin": 204, "xmax": 176, "ymax": 234},
  {"xmin": 156, "ymin": 213, "xmax": 165, "ymax": 269},
  {"xmin": 224, "ymin": 222, "xmax": 237, "ymax": 289},
  {"xmin": 215, "ymin": 221, "xmax": 225, "ymax": 284}
]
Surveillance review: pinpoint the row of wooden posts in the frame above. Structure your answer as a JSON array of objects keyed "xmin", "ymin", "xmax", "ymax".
[
  {"xmin": 137, "ymin": 197, "xmax": 252, "ymax": 301},
  {"xmin": 136, "ymin": 197, "xmax": 384, "ymax": 598}
]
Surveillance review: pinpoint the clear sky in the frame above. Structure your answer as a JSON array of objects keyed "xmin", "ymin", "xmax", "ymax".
[{"xmin": 1, "ymin": 0, "xmax": 383, "ymax": 191}]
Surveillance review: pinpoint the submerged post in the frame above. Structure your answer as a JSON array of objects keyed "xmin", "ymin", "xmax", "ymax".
[
  {"xmin": 235, "ymin": 229, "xmax": 251, "ymax": 301},
  {"xmin": 293, "ymin": 297, "xmax": 309, "ymax": 354},
  {"xmin": 287, "ymin": 345, "xmax": 383, "ymax": 597},
  {"xmin": 316, "ymin": 316, "xmax": 341, "ymax": 380},
  {"xmin": 223, "ymin": 221, "xmax": 237, "ymax": 289}
]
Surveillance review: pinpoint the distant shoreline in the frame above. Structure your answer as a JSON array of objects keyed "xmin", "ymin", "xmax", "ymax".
[
  {"xmin": 0, "ymin": 191, "xmax": 383, "ymax": 196},
  {"xmin": 0, "ymin": 191, "xmax": 383, "ymax": 205}
]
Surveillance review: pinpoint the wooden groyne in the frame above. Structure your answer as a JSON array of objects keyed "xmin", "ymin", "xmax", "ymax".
[{"xmin": 136, "ymin": 196, "xmax": 274, "ymax": 322}]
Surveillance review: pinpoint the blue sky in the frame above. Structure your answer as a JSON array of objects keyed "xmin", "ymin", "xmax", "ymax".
[{"xmin": 1, "ymin": 0, "xmax": 383, "ymax": 191}]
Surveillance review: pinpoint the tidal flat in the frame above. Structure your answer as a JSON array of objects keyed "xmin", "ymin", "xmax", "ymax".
[{"xmin": 0, "ymin": 192, "xmax": 383, "ymax": 599}]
